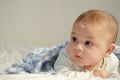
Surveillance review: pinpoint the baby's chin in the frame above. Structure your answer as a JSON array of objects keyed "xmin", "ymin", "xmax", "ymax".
[
  {"xmin": 73, "ymin": 60, "xmax": 93, "ymax": 69},
  {"xmin": 72, "ymin": 59, "xmax": 85, "ymax": 66}
]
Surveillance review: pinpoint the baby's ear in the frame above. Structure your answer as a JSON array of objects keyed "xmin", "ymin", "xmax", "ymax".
[{"xmin": 105, "ymin": 44, "xmax": 116, "ymax": 57}]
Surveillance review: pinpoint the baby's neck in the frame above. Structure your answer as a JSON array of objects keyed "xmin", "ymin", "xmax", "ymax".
[{"xmin": 84, "ymin": 58, "xmax": 104, "ymax": 71}]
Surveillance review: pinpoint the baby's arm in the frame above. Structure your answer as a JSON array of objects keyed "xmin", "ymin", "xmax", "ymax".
[
  {"xmin": 54, "ymin": 48, "xmax": 73, "ymax": 74},
  {"xmin": 54, "ymin": 48, "xmax": 92, "ymax": 79},
  {"xmin": 93, "ymin": 54, "xmax": 120, "ymax": 78},
  {"xmin": 93, "ymin": 69, "xmax": 107, "ymax": 78}
]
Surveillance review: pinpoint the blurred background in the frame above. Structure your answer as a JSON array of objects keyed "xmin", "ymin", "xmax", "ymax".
[{"xmin": 0, "ymin": 0, "xmax": 120, "ymax": 47}]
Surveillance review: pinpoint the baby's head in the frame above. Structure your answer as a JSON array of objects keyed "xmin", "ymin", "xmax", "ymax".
[
  {"xmin": 67, "ymin": 10, "xmax": 118, "ymax": 70},
  {"xmin": 74, "ymin": 10, "xmax": 118, "ymax": 44}
]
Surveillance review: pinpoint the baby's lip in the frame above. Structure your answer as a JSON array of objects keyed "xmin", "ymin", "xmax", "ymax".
[{"xmin": 74, "ymin": 54, "xmax": 82, "ymax": 59}]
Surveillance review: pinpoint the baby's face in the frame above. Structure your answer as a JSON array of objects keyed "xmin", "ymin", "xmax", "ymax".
[{"xmin": 67, "ymin": 22, "xmax": 109, "ymax": 70}]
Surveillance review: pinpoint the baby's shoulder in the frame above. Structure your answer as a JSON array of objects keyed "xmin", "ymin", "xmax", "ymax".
[
  {"xmin": 104, "ymin": 54, "xmax": 119, "ymax": 73},
  {"xmin": 105, "ymin": 54, "xmax": 119, "ymax": 64}
]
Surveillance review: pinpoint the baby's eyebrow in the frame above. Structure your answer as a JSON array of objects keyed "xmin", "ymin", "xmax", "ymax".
[
  {"xmin": 86, "ymin": 36, "xmax": 94, "ymax": 39},
  {"xmin": 71, "ymin": 32, "xmax": 94, "ymax": 39},
  {"xmin": 71, "ymin": 32, "xmax": 76, "ymax": 34}
]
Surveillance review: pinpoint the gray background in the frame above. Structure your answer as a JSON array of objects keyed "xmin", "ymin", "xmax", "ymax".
[{"xmin": 0, "ymin": 0, "xmax": 120, "ymax": 47}]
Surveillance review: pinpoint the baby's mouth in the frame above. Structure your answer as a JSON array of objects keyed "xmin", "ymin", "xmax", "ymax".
[{"xmin": 74, "ymin": 54, "xmax": 82, "ymax": 59}]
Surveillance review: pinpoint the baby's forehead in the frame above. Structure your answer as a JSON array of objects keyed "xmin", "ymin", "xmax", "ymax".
[
  {"xmin": 73, "ymin": 21, "xmax": 107, "ymax": 31},
  {"xmin": 73, "ymin": 22, "xmax": 110, "ymax": 39}
]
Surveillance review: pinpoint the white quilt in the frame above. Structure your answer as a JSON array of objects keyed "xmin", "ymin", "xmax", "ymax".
[
  {"xmin": 0, "ymin": 43, "xmax": 35, "ymax": 74},
  {"xmin": 0, "ymin": 73, "xmax": 120, "ymax": 80},
  {"xmin": 0, "ymin": 43, "xmax": 120, "ymax": 80}
]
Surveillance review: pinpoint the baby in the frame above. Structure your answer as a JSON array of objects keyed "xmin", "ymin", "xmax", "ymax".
[{"xmin": 54, "ymin": 10, "xmax": 119, "ymax": 78}]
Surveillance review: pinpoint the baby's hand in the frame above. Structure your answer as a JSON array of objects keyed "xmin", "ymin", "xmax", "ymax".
[{"xmin": 93, "ymin": 69, "xmax": 107, "ymax": 78}]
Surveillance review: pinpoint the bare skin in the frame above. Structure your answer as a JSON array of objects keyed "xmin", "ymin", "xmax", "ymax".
[{"xmin": 93, "ymin": 69, "xmax": 108, "ymax": 78}]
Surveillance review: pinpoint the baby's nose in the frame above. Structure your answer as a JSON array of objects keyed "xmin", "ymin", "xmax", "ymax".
[{"xmin": 74, "ymin": 44, "xmax": 83, "ymax": 52}]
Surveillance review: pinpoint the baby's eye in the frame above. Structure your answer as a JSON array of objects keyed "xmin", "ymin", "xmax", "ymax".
[
  {"xmin": 72, "ymin": 37, "xmax": 78, "ymax": 42},
  {"xmin": 85, "ymin": 41, "xmax": 92, "ymax": 46}
]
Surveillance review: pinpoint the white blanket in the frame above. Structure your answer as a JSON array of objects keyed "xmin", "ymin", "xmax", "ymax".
[
  {"xmin": 0, "ymin": 42, "xmax": 120, "ymax": 80},
  {"xmin": 0, "ymin": 73, "xmax": 120, "ymax": 80}
]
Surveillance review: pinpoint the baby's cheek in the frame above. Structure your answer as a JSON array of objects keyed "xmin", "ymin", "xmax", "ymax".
[
  {"xmin": 67, "ymin": 46, "xmax": 73, "ymax": 54},
  {"xmin": 84, "ymin": 53, "xmax": 97, "ymax": 63},
  {"xmin": 67, "ymin": 47, "xmax": 72, "ymax": 56}
]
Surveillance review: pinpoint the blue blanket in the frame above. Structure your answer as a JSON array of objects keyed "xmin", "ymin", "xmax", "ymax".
[{"xmin": 5, "ymin": 40, "xmax": 69, "ymax": 74}]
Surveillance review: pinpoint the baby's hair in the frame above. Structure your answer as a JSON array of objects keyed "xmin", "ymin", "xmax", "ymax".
[{"xmin": 74, "ymin": 10, "xmax": 118, "ymax": 44}]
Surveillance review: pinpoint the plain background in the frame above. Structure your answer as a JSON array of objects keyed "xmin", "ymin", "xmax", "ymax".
[{"xmin": 0, "ymin": 0, "xmax": 120, "ymax": 47}]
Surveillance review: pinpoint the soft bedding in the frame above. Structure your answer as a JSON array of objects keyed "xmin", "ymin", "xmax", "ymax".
[
  {"xmin": 0, "ymin": 43, "xmax": 35, "ymax": 74},
  {"xmin": 0, "ymin": 40, "xmax": 120, "ymax": 80},
  {"xmin": 0, "ymin": 73, "xmax": 119, "ymax": 80}
]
